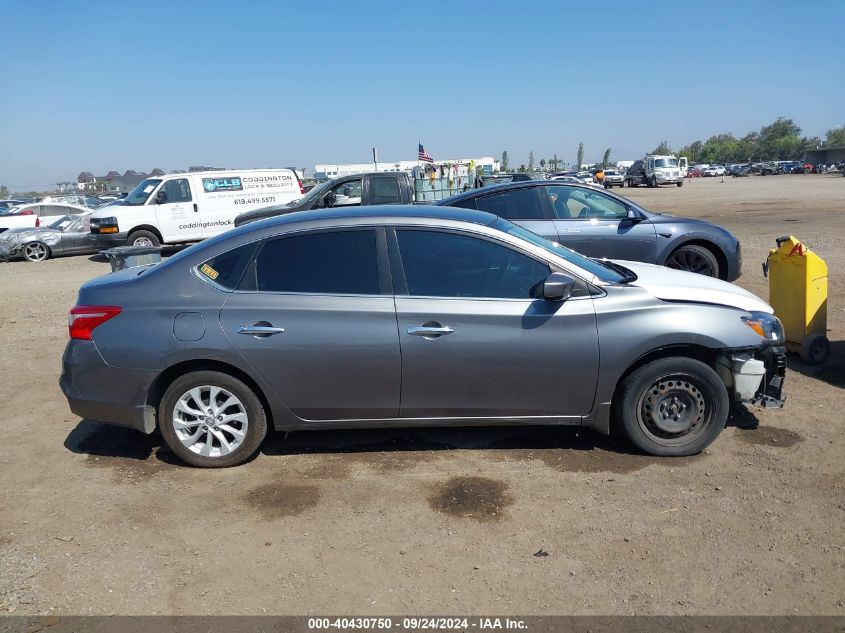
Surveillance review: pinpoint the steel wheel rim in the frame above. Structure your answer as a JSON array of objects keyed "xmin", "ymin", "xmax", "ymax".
[
  {"xmin": 172, "ymin": 386, "xmax": 249, "ymax": 458},
  {"xmin": 133, "ymin": 236, "xmax": 153, "ymax": 247},
  {"xmin": 636, "ymin": 373, "xmax": 713, "ymax": 446},
  {"xmin": 24, "ymin": 242, "xmax": 48, "ymax": 261},
  {"xmin": 667, "ymin": 249, "xmax": 715, "ymax": 276}
]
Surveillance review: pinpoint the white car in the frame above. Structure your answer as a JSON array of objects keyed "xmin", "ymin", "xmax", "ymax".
[
  {"xmin": 0, "ymin": 202, "xmax": 90, "ymax": 233},
  {"xmin": 703, "ymin": 166, "xmax": 725, "ymax": 177}
]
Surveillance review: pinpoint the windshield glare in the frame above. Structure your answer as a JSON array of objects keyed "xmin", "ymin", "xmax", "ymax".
[
  {"xmin": 123, "ymin": 178, "xmax": 162, "ymax": 206},
  {"xmin": 49, "ymin": 215, "xmax": 75, "ymax": 229},
  {"xmin": 654, "ymin": 159, "xmax": 679, "ymax": 168},
  {"xmin": 492, "ymin": 218, "xmax": 626, "ymax": 284}
]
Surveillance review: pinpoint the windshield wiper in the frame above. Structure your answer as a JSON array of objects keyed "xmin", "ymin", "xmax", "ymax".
[{"xmin": 591, "ymin": 258, "xmax": 638, "ymax": 283}]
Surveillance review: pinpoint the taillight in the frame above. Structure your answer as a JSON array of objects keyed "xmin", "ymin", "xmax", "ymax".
[
  {"xmin": 299, "ymin": 181, "xmax": 305, "ymax": 195},
  {"xmin": 35, "ymin": 218, "xmax": 40, "ymax": 227},
  {"xmin": 68, "ymin": 305, "xmax": 122, "ymax": 340},
  {"xmin": 20, "ymin": 209, "xmax": 34, "ymax": 215}
]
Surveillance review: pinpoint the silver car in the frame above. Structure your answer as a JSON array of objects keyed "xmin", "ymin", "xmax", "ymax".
[
  {"xmin": 60, "ymin": 206, "xmax": 786, "ymax": 467},
  {"xmin": 0, "ymin": 213, "xmax": 95, "ymax": 262}
]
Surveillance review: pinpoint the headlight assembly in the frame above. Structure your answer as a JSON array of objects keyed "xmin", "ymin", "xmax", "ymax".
[{"xmin": 742, "ymin": 311, "xmax": 784, "ymax": 342}]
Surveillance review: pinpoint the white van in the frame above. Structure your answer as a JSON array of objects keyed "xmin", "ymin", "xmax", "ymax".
[{"xmin": 89, "ymin": 169, "xmax": 303, "ymax": 247}]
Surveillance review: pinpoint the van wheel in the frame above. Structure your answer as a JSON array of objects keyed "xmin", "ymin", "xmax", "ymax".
[
  {"xmin": 159, "ymin": 371, "xmax": 268, "ymax": 467},
  {"xmin": 128, "ymin": 230, "xmax": 160, "ymax": 247},
  {"xmin": 615, "ymin": 357, "xmax": 728, "ymax": 456}
]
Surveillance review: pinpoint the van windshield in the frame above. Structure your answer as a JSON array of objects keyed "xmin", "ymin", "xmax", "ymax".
[{"xmin": 122, "ymin": 179, "xmax": 162, "ymax": 206}]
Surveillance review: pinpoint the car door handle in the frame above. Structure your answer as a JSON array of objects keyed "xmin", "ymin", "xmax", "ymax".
[
  {"xmin": 238, "ymin": 325, "xmax": 285, "ymax": 337},
  {"xmin": 407, "ymin": 325, "xmax": 454, "ymax": 337},
  {"xmin": 193, "ymin": 203, "xmax": 199, "ymax": 212}
]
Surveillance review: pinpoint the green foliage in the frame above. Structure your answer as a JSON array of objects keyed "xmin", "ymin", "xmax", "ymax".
[
  {"xmin": 602, "ymin": 148, "xmax": 611, "ymax": 168},
  {"xmin": 539, "ymin": 158, "xmax": 546, "ymax": 170},
  {"xmin": 501, "ymin": 150, "xmax": 509, "ymax": 171},
  {"xmin": 652, "ymin": 140, "xmax": 673, "ymax": 155},
  {"xmin": 518, "ymin": 164, "xmax": 527, "ymax": 172},
  {"xmin": 528, "ymin": 150, "xmax": 534, "ymax": 171},
  {"xmin": 825, "ymin": 125, "xmax": 845, "ymax": 147},
  {"xmin": 576, "ymin": 142, "xmax": 584, "ymax": 169}
]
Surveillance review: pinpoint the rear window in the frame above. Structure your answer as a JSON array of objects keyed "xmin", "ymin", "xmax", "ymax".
[{"xmin": 198, "ymin": 242, "xmax": 259, "ymax": 290}]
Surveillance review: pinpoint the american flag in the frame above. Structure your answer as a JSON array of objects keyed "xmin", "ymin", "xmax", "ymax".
[{"xmin": 418, "ymin": 143, "xmax": 434, "ymax": 163}]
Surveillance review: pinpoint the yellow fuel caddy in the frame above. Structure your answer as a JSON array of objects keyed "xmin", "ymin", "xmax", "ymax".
[{"xmin": 764, "ymin": 236, "xmax": 830, "ymax": 364}]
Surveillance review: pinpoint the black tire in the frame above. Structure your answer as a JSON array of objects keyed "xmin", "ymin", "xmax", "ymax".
[
  {"xmin": 615, "ymin": 357, "xmax": 729, "ymax": 456},
  {"xmin": 127, "ymin": 229, "xmax": 161, "ymax": 247},
  {"xmin": 800, "ymin": 334, "xmax": 830, "ymax": 365},
  {"xmin": 676, "ymin": 180, "xmax": 684, "ymax": 187},
  {"xmin": 159, "ymin": 370, "xmax": 268, "ymax": 467},
  {"xmin": 666, "ymin": 244, "xmax": 720, "ymax": 278},
  {"xmin": 649, "ymin": 176, "xmax": 658, "ymax": 188}
]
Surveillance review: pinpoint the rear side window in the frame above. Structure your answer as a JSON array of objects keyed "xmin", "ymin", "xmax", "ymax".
[
  {"xmin": 198, "ymin": 242, "xmax": 258, "ymax": 290},
  {"xmin": 370, "ymin": 177, "xmax": 402, "ymax": 204},
  {"xmin": 449, "ymin": 197, "xmax": 477, "ymax": 211},
  {"xmin": 253, "ymin": 230, "xmax": 380, "ymax": 295},
  {"xmin": 474, "ymin": 187, "xmax": 546, "ymax": 220}
]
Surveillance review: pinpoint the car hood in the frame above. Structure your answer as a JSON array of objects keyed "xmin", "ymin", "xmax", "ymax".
[
  {"xmin": 0, "ymin": 226, "xmax": 56, "ymax": 242},
  {"xmin": 614, "ymin": 260, "xmax": 772, "ymax": 313}
]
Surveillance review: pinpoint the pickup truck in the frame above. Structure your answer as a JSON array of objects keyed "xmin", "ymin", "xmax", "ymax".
[{"xmin": 235, "ymin": 172, "xmax": 415, "ymax": 227}]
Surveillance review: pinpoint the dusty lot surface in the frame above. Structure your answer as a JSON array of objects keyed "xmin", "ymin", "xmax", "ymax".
[{"xmin": 0, "ymin": 175, "xmax": 843, "ymax": 616}]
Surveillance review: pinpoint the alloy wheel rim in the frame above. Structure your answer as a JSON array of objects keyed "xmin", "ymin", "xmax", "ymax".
[
  {"xmin": 24, "ymin": 242, "xmax": 47, "ymax": 261},
  {"xmin": 636, "ymin": 373, "xmax": 712, "ymax": 445},
  {"xmin": 667, "ymin": 250, "xmax": 715, "ymax": 276},
  {"xmin": 134, "ymin": 237, "xmax": 153, "ymax": 247},
  {"xmin": 172, "ymin": 386, "xmax": 249, "ymax": 458}
]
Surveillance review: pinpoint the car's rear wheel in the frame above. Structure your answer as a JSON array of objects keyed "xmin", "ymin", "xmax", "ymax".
[
  {"xmin": 159, "ymin": 370, "xmax": 268, "ymax": 467},
  {"xmin": 666, "ymin": 244, "xmax": 720, "ymax": 278},
  {"xmin": 677, "ymin": 180, "xmax": 684, "ymax": 187},
  {"xmin": 127, "ymin": 230, "xmax": 160, "ymax": 247},
  {"xmin": 23, "ymin": 241, "xmax": 50, "ymax": 262},
  {"xmin": 615, "ymin": 357, "xmax": 728, "ymax": 456}
]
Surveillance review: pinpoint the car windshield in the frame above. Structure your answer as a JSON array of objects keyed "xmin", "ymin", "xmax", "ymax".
[
  {"xmin": 290, "ymin": 180, "xmax": 332, "ymax": 206},
  {"xmin": 122, "ymin": 178, "xmax": 162, "ymax": 206},
  {"xmin": 654, "ymin": 158, "xmax": 679, "ymax": 168},
  {"xmin": 491, "ymin": 218, "xmax": 627, "ymax": 284},
  {"xmin": 49, "ymin": 215, "xmax": 75, "ymax": 230}
]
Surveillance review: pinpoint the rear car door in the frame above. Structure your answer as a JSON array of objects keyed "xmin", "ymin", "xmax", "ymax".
[
  {"xmin": 470, "ymin": 186, "xmax": 558, "ymax": 242},
  {"xmin": 219, "ymin": 228, "xmax": 401, "ymax": 420},
  {"xmin": 153, "ymin": 177, "xmax": 202, "ymax": 242},
  {"xmin": 391, "ymin": 228, "xmax": 599, "ymax": 418},
  {"xmin": 544, "ymin": 185, "xmax": 657, "ymax": 261},
  {"xmin": 366, "ymin": 175, "xmax": 404, "ymax": 205}
]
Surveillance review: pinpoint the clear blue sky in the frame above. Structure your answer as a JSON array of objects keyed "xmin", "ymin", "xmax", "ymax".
[{"xmin": 1, "ymin": 0, "xmax": 843, "ymax": 190}]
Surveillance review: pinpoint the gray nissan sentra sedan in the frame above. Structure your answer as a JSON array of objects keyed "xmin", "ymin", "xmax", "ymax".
[{"xmin": 60, "ymin": 206, "xmax": 786, "ymax": 467}]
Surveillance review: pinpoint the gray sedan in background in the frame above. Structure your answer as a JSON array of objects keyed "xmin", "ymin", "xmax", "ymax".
[
  {"xmin": 0, "ymin": 213, "xmax": 95, "ymax": 262},
  {"xmin": 438, "ymin": 181, "xmax": 742, "ymax": 280},
  {"xmin": 60, "ymin": 206, "xmax": 785, "ymax": 467}
]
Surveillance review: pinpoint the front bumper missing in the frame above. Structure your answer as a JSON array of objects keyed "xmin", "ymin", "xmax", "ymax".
[
  {"xmin": 716, "ymin": 345, "xmax": 786, "ymax": 409},
  {"xmin": 752, "ymin": 345, "xmax": 787, "ymax": 408}
]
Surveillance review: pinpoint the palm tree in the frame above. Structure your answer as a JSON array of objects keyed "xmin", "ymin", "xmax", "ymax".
[{"xmin": 540, "ymin": 159, "xmax": 546, "ymax": 171}]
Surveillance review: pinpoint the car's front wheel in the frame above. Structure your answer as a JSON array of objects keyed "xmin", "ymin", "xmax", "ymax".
[
  {"xmin": 615, "ymin": 357, "xmax": 729, "ymax": 456},
  {"xmin": 159, "ymin": 370, "xmax": 268, "ymax": 467},
  {"xmin": 666, "ymin": 244, "xmax": 720, "ymax": 278},
  {"xmin": 22, "ymin": 241, "xmax": 50, "ymax": 262}
]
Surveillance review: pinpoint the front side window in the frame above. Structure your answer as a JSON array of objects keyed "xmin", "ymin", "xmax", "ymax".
[
  {"xmin": 159, "ymin": 178, "xmax": 192, "ymax": 204},
  {"xmin": 253, "ymin": 230, "xmax": 379, "ymax": 294},
  {"xmin": 544, "ymin": 185, "xmax": 627, "ymax": 220},
  {"xmin": 397, "ymin": 229, "xmax": 550, "ymax": 299},
  {"xmin": 326, "ymin": 179, "xmax": 362, "ymax": 207},
  {"xmin": 473, "ymin": 187, "xmax": 546, "ymax": 220}
]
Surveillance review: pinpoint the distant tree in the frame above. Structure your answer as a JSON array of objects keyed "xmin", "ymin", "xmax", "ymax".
[
  {"xmin": 540, "ymin": 158, "xmax": 546, "ymax": 171},
  {"xmin": 601, "ymin": 148, "xmax": 611, "ymax": 168},
  {"xmin": 553, "ymin": 154, "xmax": 559, "ymax": 171},
  {"xmin": 0, "ymin": 185, "xmax": 8, "ymax": 198},
  {"xmin": 576, "ymin": 142, "xmax": 584, "ymax": 169},
  {"xmin": 528, "ymin": 150, "xmax": 535, "ymax": 171},
  {"xmin": 652, "ymin": 140, "xmax": 673, "ymax": 155},
  {"xmin": 825, "ymin": 125, "xmax": 845, "ymax": 147},
  {"xmin": 501, "ymin": 150, "xmax": 509, "ymax": 171},
  {"xmin": 518, "ymin": 164, "xmax": 527, "ymax": 172}
]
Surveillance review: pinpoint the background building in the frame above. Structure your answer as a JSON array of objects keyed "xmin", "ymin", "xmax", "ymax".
[{"xmin": 314, "ymin": 156, "xmax": 499, "ymax": 180}]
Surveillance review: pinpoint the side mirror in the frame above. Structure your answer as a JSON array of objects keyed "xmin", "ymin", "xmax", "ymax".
[
  {"xmin": 542, "ymin": 272, "xmax": 575, "ymax": 301},
  {"xmin": 155, "ymin": 190, "xmax": 168, "ymax": 204},
  {"xmin": 626, "ymin": 208, "xmax": 643, "ymax": 222}
]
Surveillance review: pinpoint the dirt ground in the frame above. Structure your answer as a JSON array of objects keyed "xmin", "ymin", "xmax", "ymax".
[{"xmin": 0, "ymin": 175, "xmax": 843, "ymax": 616}]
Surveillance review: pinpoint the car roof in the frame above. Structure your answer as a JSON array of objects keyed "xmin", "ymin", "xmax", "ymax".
[
  {"xmin": 440, "ymin": 179, "xmax": 588, "ymax": 204},
  {"xmin": 251, "ymin": 204, "xmax": 498, "ymax": 228}
]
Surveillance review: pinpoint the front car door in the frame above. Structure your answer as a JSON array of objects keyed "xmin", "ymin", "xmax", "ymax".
[
  {"xmin": 59, "ymin": 215, "xmax": 94, "ymax": 253},
  {"xmin": 153, "ymin": 178, "xmax": 201, "ymax": 242},
  {"xmin": 219, "ymin": 228, "xmax": 400, "ymax": 421},
  {"xmin": 545, "ymin": 185, "xmax": 657, "ymax": 262},
  {"xmin": 391, "ymin": 227, "xmax": 599, "ymax": 418}
]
